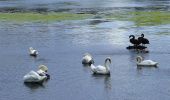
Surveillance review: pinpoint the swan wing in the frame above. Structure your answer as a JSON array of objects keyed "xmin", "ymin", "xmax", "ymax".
[
  {"xmin": 83, "ymin": 55, "xmax": 92, "ymax": 62},
  {"xmin": 91, "ymin": 64, "xmax": 106, "ymax": 74},
  {"xmin": 23, "ymin": 71, "xmax": 46, "ymax": 82},
  {"xmin": 30, "ymin": 50, "xmax": 38, "ymax": 55},
  {"xmin": 141, "ymin": 60, "xmax": 158, "ymax": 66}
]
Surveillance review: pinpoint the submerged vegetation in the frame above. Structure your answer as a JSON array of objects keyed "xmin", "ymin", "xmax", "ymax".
[
  {"xmin": 107, "ymin": 11, "xmax": 170, "ymax": 26},
  {"xmin": 0, "ymin": 11, "xmax": 170, "ymax": 26},
  {"xmin": 0, "ymin": 12, "xmax": 92, "ymax": 22}
]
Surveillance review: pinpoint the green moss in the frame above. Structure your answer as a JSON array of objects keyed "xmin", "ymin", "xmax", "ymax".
[
  {"xmin": 0, "ymin": 12, "xmax": 92, "ymax": 22},
  {"xmin": 106, "ymin": 11, "xmax": 170, "ymax": 26},
  {"xmin": 1, "ymin": 11, "xmax": 170, "ymax": 26},
  {"xmin": 129, "ymin": 11, "xmax": 170, "ymax": 26}
]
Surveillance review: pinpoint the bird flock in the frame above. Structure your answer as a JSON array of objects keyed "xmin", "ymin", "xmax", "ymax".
[
  {"xmin": 127, "ymin": 33, "xmax": 150, "ymax": 52},
  {"xmin": 24, "ymin": 34, "xmax": 158, "ymax": 85}
]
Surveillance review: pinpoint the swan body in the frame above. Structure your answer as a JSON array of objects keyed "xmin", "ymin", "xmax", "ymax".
[
  {"xmin": 23, "ymin": 65, "xmax": 50, "ymax": 83},
  {"xmin": 29, "ymin": 47, "xmax": 38, "ymax": 56},
  {"xmin": 136, "ymin": 56, "xmax": 158, "ymax": 66},
  {"xmin": 23, "ymin": 71, "xmax": 47, "ymax": 83},
  {"xmin": 138, "ymin": 34, "xmax": 149, "ymax": 46},
  {"xmin": 90, "ymin": 57, "xmax": 111, "ymax": 75},
  {"xmin": 129, "ymin": 35, "xmax": 141, "ymax": 46},
  {"xmin": 82, "ymin": 53, "xmax": 94, "ymax": 65}
]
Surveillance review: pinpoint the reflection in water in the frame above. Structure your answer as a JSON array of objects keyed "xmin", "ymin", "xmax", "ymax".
[
  {"xmin": 24, "ymin": 82, "xmax": 45, "ymax": 90},
  {"xmin": 24, "ymin": 79, "xmax": 49, "ymax": 90},
  {"xmin": 136, "ymin": 65, "xmax": 158, "ymax": 76},
  {"xmin": 92, "ymin": 74, "xmax": 112, "ymax": 90}
]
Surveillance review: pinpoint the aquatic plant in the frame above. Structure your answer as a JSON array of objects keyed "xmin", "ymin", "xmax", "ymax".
[
  {"xmin": 107, "ymin": 11, "xmax": 170, "ymax": 26},
  {"xmin": 0, "ymin": 12, "xmax": 92, "ymax": 22}
]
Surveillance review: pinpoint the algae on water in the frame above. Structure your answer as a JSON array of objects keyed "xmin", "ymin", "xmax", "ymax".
[
  {"xmin": 0, "ymin": 11, "xmax": 170, "ymax": 26},
  {"xmin": 0, "ymin": 12, "xmax": 92, "ymax": 22}
]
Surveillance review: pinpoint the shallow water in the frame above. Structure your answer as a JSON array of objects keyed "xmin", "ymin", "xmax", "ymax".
[{"xmin": 1, "ymin": 0, "xmax": 170, "ymax": 100}]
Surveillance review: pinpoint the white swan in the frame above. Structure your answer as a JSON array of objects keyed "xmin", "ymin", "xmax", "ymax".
[
  {"xmin": 29, "ymin": 47, "xmax": 38, "ymax": 56},
  {"xmin": 90, "ymin": 57, "xmax": 111, "ymax": 75},
  {"xmin": 136, "ymin": 56, "xmax": 158, "ymax": 66},
  {"xmin": 23, "ymin": 71, "xmax": 47, "ymax": 83},
  {"xmin": 23, "ymin": 65, "xmax": 50, "ymax": 83},
  {"xmin": 82, "ymin": 53, "xmax": 94, "ymax": 65}
]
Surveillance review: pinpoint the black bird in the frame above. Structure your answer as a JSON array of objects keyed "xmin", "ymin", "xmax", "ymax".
[
  {"xmin": 129, "ymin": 35, "xmax": 141, "ymax": 47},
  {"xmin": 138, "ymin": 34, "xmax": 149, "ymax": 46}
]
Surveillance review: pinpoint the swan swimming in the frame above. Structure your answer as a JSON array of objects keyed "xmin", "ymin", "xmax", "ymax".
[
  {"xmin": 29, "ymin": 47, "xmax": 38, "ymax": 57},
  {"xmin": 129, "ymin": 35, "xmax": 141, "ymax": 46},
  {"xmin": 82, "ymin": 53, "xmax": 94, "ymax": 65},
  {"xmin": 90, "ymin": 57, "xmax": 111, "ymax": 75},
  {"xmin": 23, "ymin": 65, "xmax": 50, "ymax": 83},
  {"xmin": 136, "ymin": 56, "xmax": 158, "ymax": 66},
  {"xmin": 138, "ymin": 34, "xmax": 149, "ymax": 46}
]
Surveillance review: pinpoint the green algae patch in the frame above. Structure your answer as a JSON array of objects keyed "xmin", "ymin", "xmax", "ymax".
[
  {"xmin": 0, "ymin": 12, "xmax": 92, "ymax": 22},
  {"xmin": 107, "ymin": 11, "xmax": 170, "ymax": 26},
  {"xmin": 129, "ymin": 11, "xmax": 170, "ymax": 26}
]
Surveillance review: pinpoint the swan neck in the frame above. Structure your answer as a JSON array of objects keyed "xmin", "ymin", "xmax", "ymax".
[
  {"xmin": 129, "ymin": 35, "xmax": 135, "ymax": 39},
  {"xmin": 104, "ymin": 61, "xmax": 110, "ymax": 71},
  {"xmin": 137, "ymin": 57, "xmax": 142, "ymax": 63}
]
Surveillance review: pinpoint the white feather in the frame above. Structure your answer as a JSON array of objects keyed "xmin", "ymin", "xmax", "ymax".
[
  {"xmin": 136, "ymin": 56, "xmax": 158, "ymax": 66},
  {"xmin": 90, "ymin": 57, "xmax": 111, "ymax": 75}
]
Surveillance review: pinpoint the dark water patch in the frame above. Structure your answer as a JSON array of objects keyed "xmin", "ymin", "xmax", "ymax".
[
  {"xmin": 0, "ymin": 7, "xmax": 25, "ymax": 13},
  {"xmin": 24, "ymin": 83, "xmax": 45, "ymax": 90},
  {"xmin": 31, "ymin": 8, "xmax": 49, "ymax": 13},
  {"xmin": 88, "ymin": 19, "xmax": 110, "ymax": 25}
]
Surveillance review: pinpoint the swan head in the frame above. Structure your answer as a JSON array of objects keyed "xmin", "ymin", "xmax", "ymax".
[
  {"xmin": 141, "ymin": 33, "xmax": 144, "ymax": 37},
  {"xmin": 105, "ymin": 57, "xmax": 111, "ymax": 64},
  {"xmin": 136, "ymin": 56, "xmax": 143, "ymax": 63},
  {"xmin": 38, "ymin": 65, "xmax": 48, "ymax": 72}
]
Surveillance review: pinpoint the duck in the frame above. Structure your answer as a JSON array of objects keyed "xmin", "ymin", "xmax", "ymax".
[
  {"xmin": 129, "ymin": 35, "xmax": 141, "ymax": 47},
  {"xmin": 138, "ymin": 34, "xmax": 149, "ymax": 46},
  {"xmin": 23, "ymin": 65, "xmax": 50, "ymax": 83},
  {"xmin": 29, "ymin": 47, "xmax": 38, "ymax": 57},
  {"xmin": 82, "ymin": 53, "xmax": 94, "ymax": 65},
  {"xmin": 136, "ymin": 56, "xmax": 158, "ymax": 66},
  {"xmin": 90, "ymin": 57, "xmax": 111, "ymax": 75}
]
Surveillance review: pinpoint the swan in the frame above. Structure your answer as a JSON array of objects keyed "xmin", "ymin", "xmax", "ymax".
[
  {"xmin": 136, "ymin": 56, "xmax": 158, "ymax": 66},
  {"xmin": 129, "ymin": 35, "xmax": 141, "ymax": 46},
  {"xmin": 90, "ymin": 57, "xmax": 111, "ymax": 75},
  {"xmin": 23, "ymin": 70, "xmax": 47, "ymax": 83},
  {"xmin": 138, "ymin": 34, "xmax": 149, "ymax": 46},
  {"xmin": 82, "ymin": 53, "xmax": 94, "ymax": 65},
  {"xmin": 29, "ymin": 47, "xmax": 38, "ymax": 57},
  {"xmin": 23, "ymin": 65, "xmax": 50, "ymax": 83}
]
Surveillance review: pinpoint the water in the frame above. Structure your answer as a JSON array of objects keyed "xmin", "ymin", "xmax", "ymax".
[{"xmin": 1, "ymin": 0, "xmax": 170, "ymax": 100}]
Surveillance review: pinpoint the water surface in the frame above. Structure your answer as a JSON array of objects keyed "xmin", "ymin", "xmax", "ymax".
[{"xmin": 0, "ymin": 0, "xmax": 170, "ymax": 100}]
